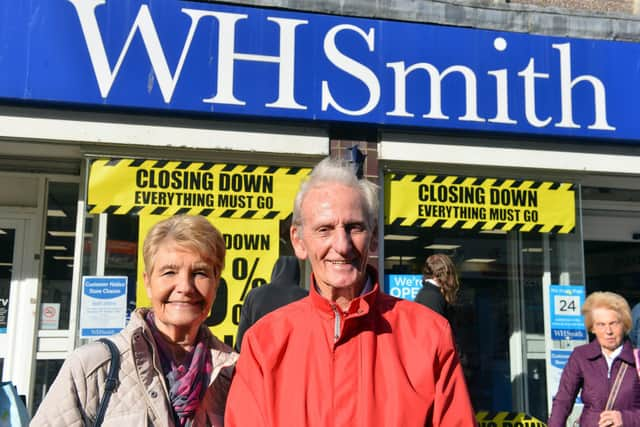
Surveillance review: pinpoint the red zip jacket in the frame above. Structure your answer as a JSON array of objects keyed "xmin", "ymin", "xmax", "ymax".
[{"xmin": 225, "ymin": 268, "xmax": 476, "ymax": 427}]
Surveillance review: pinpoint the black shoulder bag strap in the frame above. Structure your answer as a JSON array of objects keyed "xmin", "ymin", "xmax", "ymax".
[{"xmin": 94, "ymin": 338, "xmax": 120, "ymax": 427}]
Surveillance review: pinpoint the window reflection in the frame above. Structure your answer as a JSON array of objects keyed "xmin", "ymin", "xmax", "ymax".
[
  {"xmin": 0, "ymin": 228, "xmax": 15, "ymax": 335},
  {"xmin": 383, "ymin": 225, "xmax": 512, "ymax": 411},
  {"xmin": 32, "ymin": 359, "xmax": 64, "ymax": 415},
  {"xmin": 105, "ymin": 214, "xmax": 139, "ymax": 320},
  {"xmin": 41, "ymin": 182, "xmax": 80, "ymax": 330},
  {"xmin": 383, "ymin": 218, "xmax": 582, "ymax": 418}
]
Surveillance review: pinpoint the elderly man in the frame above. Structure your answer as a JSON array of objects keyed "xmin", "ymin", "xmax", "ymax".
[{"xmin": 225, "ymin": 157, "xmax": 475, "ymax": 426}]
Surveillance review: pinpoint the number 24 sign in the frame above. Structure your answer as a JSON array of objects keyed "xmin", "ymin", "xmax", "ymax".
[
  {"xmin": 553, "ymin": 295, "xmax": 580, "ymax": 316},
  {"xmin": 549, "ymin": 285, "xmax": 586, "ymax": 335}
]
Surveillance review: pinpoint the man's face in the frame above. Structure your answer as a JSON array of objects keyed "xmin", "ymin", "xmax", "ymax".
[{"xmin": 290, "ymin": 183, "xmax": 377, "ymax": 295}]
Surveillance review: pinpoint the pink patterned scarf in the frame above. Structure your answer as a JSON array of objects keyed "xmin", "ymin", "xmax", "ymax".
[{"xmin": 146, "ymin": 312, "xmax": 213, "ymax": 426}]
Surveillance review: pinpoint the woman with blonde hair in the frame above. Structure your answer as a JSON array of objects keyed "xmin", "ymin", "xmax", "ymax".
[
  {"xmin": 32, "ymin": 215, "xmax": 238, "ymax": 426},
  {"xmin": 548, "ymin": 291, "xmax": 640, "ymax": 427},
  {"xmin": 414, "ymin": 253, "xmax": 460, "ymax": 318}
]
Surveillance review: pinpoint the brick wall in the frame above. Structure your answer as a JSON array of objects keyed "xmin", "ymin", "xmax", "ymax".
[
  {"xmin": 329, "ymin": 139, "xmax": 379, "ymax": 183},
  {"xmin": 508, "ymin": 0, "xmax": 637, "ymax": 15}
]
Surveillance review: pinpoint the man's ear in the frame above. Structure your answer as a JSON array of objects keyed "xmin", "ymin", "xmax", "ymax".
[{"xmin": 290, "ymin": 225, "xmax": 308, "ymax": 260}]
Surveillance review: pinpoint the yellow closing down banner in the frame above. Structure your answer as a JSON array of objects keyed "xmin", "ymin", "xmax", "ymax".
[
  {"xmin": 386, "ymin": 174, "xmax": 575, "ymax": 233},
  {"xmin": 476, "ymin": 411, "xmax": 547, "ymax": 427},
  {"xmin": 88, "ymin": 158, "xmax": 311, "ymax": 220}
]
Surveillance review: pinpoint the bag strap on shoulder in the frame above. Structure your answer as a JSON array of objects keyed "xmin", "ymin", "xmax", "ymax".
[
  {"xmin": 94, "ymin": 338, "xmax": 120, "ymax": 427},
  {"xmin": 605, "ymin": 362, "xmax": 628, "ymax": 410}
]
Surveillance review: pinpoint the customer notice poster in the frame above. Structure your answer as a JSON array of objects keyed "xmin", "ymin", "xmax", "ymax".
[{"xmin": 79, "ymin": 276, "xmax": 128, "ymax": 338}]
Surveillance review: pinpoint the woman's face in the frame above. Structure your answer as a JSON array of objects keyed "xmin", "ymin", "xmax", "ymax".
[
  {"xmin": 591, "ymin": 307, "xmax": 625, "ymax": 354},
  {"xmin": 144, "ymin": 239, "xmax": 218, "ymax": 342}
]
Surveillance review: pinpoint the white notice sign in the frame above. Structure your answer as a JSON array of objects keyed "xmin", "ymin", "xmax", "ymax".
[
  {"xmin": 80, "ymin": 276, "xmax": 128, "ymax": 338},
  {"xmin": 39, "ymin": 302, "xmax": 60, "ymax": 330}
]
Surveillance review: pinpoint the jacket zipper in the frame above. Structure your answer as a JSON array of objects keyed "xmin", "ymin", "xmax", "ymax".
[{"xmin": 332, "ymin": 305, "xmax": 341, "ymax": 343}]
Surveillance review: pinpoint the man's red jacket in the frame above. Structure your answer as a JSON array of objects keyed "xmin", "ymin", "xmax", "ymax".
[{"xmin": 225, "ymin": 267, "xmax": 476, "ymax": 427}]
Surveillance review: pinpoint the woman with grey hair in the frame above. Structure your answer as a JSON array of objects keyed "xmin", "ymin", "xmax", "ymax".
[
  {"xmin": 32, "ymin": 215, "xmax": 237, "ymax": 426},
  {"xmin": 548, "ymin": 291, "xmax": 640, "ymax": 427}
]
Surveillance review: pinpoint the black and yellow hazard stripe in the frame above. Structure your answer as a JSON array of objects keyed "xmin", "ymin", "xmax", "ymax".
[
  {"xmin": 476, "ymin": 411, "xmax": 547, "ymax": 427},
  {"xmin": 386, "ymin": 173, "xmax": 575, "ymax": 233},
  {"xmin": 87, "ymin": 158, "xmax": 310, "ymax": 219}
]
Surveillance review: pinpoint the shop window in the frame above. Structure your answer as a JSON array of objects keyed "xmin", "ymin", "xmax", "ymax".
[
  {"xmin": 584, "ymin": 241, "xmax": 640, "ymax": 302},
  {"xmin": 105, "ymin": 215, "xmax": 139, "ymax": 320},
  {"xmin": 0, "ymin": 228, "xmax": 14, "ymax": 336},
  {"xmin": 383, "ymin": 225, "xmax": 582, "ymax": 417},
  {"xmin": 41, "ymin": 182, "xmax": 81, "ymax": 330},
  {"xmin": 527, "ymin": 359, "xmax": 547, "ymax": 418},
  {"xmin": 383, "ymin": 171, "xmax": 582, "ymax": 418},
  {"xmin": 31, "ymin": 359, "xmax": 64, "ymax": 415},
  {"xmin": 582, "ymin": 186, "xmax": 640, "ymax": 308},
  {"xmin": 384, "ymin": 226, "xmax": 514, "ymax": 409}
]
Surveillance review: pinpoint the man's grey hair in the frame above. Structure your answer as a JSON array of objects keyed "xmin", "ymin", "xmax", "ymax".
[{"xmin": 292, "ymin": 157, "xmax": 379, "ymax": 229}]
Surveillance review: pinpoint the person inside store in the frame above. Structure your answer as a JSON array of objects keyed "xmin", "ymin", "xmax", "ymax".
[
  {"xmin": 234, "ymin": 255, "xmax": 307, "ymax": 352},
  {"xmin": 414, "ymin": 253, "xmax": 459, "ymax": 319},
  {"xmin": 224, "ymin": 157, "xmax": 476, "ymax": 427},
  {"xmin": 31, "ymin": 214, "xmax": 238, "ymax": 426},
  {"xmin": 630, "ymin": 301, "xmax": 640, "ymax": 348},
  {"xmin": 548, "ymin": 291, "xmax": 640, "ymax": 427}
]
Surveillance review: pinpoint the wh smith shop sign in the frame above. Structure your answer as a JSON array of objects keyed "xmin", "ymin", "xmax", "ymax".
[{"xmin": 1, "ymin": 0, "xmax": 638, "ymax": 142}]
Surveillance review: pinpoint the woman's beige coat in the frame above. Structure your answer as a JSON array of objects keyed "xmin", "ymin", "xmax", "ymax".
[{"xmin": 30, "ymin": 308, "xmax": 238, "ymax": 426}]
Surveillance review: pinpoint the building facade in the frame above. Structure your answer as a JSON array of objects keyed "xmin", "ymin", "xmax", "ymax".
[{"xmin": 1, "ymin": 0, "xmax": 639, "ymax": 421}]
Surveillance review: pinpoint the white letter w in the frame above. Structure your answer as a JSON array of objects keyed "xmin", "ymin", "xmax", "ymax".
[{"xmin": 68, "ymin": 0, "xmax": 205, "ymax": 103}]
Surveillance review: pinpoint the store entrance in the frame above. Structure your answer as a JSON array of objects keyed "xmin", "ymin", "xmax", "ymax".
[
  {"xmin": 0, "ymin": 218, "xmax": 28, "ymax": 382},
  {"xmin": 0, "ymin": 222, "xmax": 18, "ymax": 375}
]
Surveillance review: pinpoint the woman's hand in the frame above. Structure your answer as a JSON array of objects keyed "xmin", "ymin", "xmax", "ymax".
[{"xmin": 598, "ymin": 410, "xmax": 623, "ymax": 427}]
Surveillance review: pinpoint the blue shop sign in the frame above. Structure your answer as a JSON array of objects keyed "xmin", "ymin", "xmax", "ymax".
[
  {"xmin": 385, "ymin": 274, "xmax": 423, "ymax": 301},
  {"xmin": 0, "ymin": 0, "xmax": 638, "ymax": 142}
]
